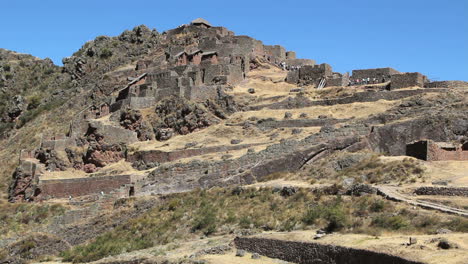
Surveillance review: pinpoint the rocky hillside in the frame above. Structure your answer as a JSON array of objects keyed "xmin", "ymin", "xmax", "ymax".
[{"xmin": 0, "ymin": 19, "xmax": 467, "ymax": 264}]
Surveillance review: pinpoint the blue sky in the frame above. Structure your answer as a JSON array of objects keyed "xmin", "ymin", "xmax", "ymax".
[{"xmin": 1, "ymin": 0, "xmax": 467, "ymax": 81}]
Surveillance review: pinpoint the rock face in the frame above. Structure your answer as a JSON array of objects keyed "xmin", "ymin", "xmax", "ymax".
[
  {"xmin": 120, "ymin": 108, "xmax": 154, "ymax": 141},
  {"xmin": 3, "ymin": 95, "xmax": 26, "ymax": 122},
  {"xmin": 8, "ymin": 160, "xmax": 43, "ymax": 202},
  {"xmin": 151, "ymin": 97, "xmax": 221, "ymax": 140}
]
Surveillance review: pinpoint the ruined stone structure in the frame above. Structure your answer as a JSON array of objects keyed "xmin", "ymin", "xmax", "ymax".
[
  {"xmin": 406, "ymin": 140, "xmax": 468, "ymax": 161},
  {"xmin": 326, "ymin": 72, "xmax": 350, "ymax": 87},
  {"xmin": 286, "ymin": 63, "xmax": 333, "ymax": 86},
  {"xmin": 234, "ymin": 237, "xmax": 424, "ymax": 264},
  {"xmin": 425, "ymin": 80, "xmax": 468, "ymax": 88},
  {"xmin": 9, "ymin": 18, "xmax": 317, "ymax": 202},
  {"xmin": 390, "ymin": 72, "xmax": 427, "ymax": 89},
  {"xmin": 37, "ymin": 175, "xmax": 134, "ymax": 200},
  {"xmin": 351, "ymin": 67, "xmax": 400, "ymax": 82}
]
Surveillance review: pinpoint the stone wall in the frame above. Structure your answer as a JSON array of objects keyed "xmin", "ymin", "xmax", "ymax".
[
  {"xmin": 286, "ymin": 51, "xmax": 296, "ymax": 59},
  {"xmin": 285, "ymin": 58, "xmax": 316, "ymax": 68},
  {"xmin": 37, "ymin": 175, "xmax": 132, "ymax": 199},
  {"xmin": 41, "ymin": 137, "xmax": 76, "ymax": 151},
  {"xmin": 127, "ymin": 143, "xmax": 264, "ymax": 165},
  {"xmin": 286, "ymin": 63, "xmax": 333, "ymax": 86},
  {"xmin": 425, "ymin": 80, "xmax": 468, "ymax": 89},
  {"xmin": 137, "ymin": 134, "xmax": 363, "ymax": 196},
  {"xmin": 252, "ymin": 118, "xmax": 350, "ymax": 128},
  {"xmin": 352, "ymin": 68, "xmax": 400, "ymax": 80},
  {"xmin": 250, "ymin": 89, "xmax": 446, "ymax": 110},
  {"xmin": 390, "ymin": 72, "xmax": 426, "ymax": 90},
  {"xmin": 234, "ymin": 237, "xmax": 424, "ymax": 264},
  {"xmin": 326, "ymin": 75, "xmax": 350, "ymax": 87},
  {"xmin": 263, "ymin": 45, "xmax": 286, "ymax": 62},
  {"xmin": 414, "ymin": 187, "xmax": 468, "ymax": 197},
  {"xmin": 88, "ymin": 121, "xmax": 138, "ymax": 145},
  {"xmin": 426, "ymin": 141, "xmax": 468, "ymax": 161},
  {"xmin": 406, "ymin": 140, "xmax": 468, "ymax": 161}
]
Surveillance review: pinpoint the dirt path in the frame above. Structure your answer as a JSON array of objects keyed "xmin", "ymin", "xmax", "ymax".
[{"xmin": 374, "ymin": 185, "xmax": 468, "ymax": 217}]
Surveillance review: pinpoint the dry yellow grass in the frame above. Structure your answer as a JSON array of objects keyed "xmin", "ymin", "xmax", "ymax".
[
  {"xmin": 201, "ymin": 252, "xmax": 291, "ymax": 264},
  {"xmin": 230, "ymin": 99, "xmax": 398, "ymax": 121},
  {"xmin": 380, "ymin": 156, "xmax": 468, "ymax": 187}
]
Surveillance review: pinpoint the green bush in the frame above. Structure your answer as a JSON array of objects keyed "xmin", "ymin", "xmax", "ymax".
[
  {"xmin": 302, "ymin": 197, "xmax": 349, "ymax": 231},
  {"xmin": 99, "ymin": 48, "xmax": 113, "ymax": 59},
  {"xmin": 191, "ymin": 203, "xmax": 217, "ymax": 235},
  {"xmin": 372, "ymin": 214, "xmax": 409, "ymax": 230}
]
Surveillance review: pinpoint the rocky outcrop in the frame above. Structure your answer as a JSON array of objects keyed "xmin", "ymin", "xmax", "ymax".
[
  {"xmin": 83, "ymin": 143, "xmax": 126, "ymax": 172},
  {"xmin": 35, "ymin": 148, "xmax": 68, "ymax": 172},
  {"xmin": 8, "ymin": 160, "xmax": 43, "ymax": 202},
  {"xmin": 120, "ymin": 108, "xmax": 154, "ymax": 141},
  {"xmin": 151, "ymin": 97, "xmax": 221, "ymax": 140},
  {"xmin": 368, "ymin": 114, "xmax": 468, "ymax": 156},
  {"xmin": 2, "ymin": 95, "xmax": 26, "ymax": 122},
  {"xmin": 234, "ymin": 237, "xmax": 424, "ymax": 264}
]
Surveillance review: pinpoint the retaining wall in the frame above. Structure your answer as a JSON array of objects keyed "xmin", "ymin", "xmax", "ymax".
[
  {"xmin": 234, "ymin": 237, "xmax": 424, "ymax": 264},
  {"xmin": 250, "ymin": 89, "xmax": 446, "ymax": 110},
  {"xmin": 425, "ymin": 81, "xmax": 468, "ymax": 89},
  {"xmin": 127, "ymin": 143, "xmax": 264, "ymax": 164},
  {"xmin": 38, "ymin": 175, "xmax": 132, "ymax": 199}
]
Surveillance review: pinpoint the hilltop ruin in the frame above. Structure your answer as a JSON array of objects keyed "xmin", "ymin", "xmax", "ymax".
[{"xmin": 6, "ymin": 19, "xmax": 468, "ymax": 204}]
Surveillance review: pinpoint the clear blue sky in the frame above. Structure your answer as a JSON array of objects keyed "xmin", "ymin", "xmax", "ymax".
[{"xmin": 2, "ymin": 0, "xmax": 467, "ymax": 81}]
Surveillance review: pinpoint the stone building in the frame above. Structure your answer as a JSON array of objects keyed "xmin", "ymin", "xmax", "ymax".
[
  {"xmin": 352, "ymin": 67, "xmax": 400, "ymax": 82},
  {"xmin": 326, "ymin": 72, "xmax": 350, "ymax": 87},
  {"xmin": 191, "ymin": 18, "xmax": 212, "ymax": 28},
  {"xmin": 286, "ymin": 63, "xmax": 333, "ymax": 87},
  {"xmin": 406, "ymin": 140, "xmax": 468, "ymax": 161},
  {"xmin": 390, "ymin": 72, "xmax": 427, "ymax": 89}
]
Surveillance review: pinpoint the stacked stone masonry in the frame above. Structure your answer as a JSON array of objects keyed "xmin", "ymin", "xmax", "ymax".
[
  {"xmin": 390, "ymin": 72, "xmax": 427, "ymax": 90},
  {"xmin": 406, "ymin": 140, "xmax": 468, "ymax": 161},
  {"xmin": 37, "ymin": 175, "xmax": 133, "ymax": 200},
  {"xmin": 234, "ymin": 237, "xmax": 424, "ymax": 264},
  {"xmin": 414, "ymin": 187, "xmax": 468, "ymax": 197}
]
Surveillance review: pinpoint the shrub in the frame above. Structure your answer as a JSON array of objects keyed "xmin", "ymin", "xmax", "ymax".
[
  {"xmin": 27, "ymin": 95, "xmax": 41, "ymax": 110},
  {"xmin": 302, "ymin": 197, "xmax": 349, "ymax": 231},
  {"xmin": 372, "ymin": 215, "xmax": 409, "ymax": 230},
  {"xmin": 99, "ymin": 48, "xmax": 113, "ymax": 59},
  {"xmin": 369, "ymin": 199, "xmax": 386, "ymax": 213},
  {"xmin": 192, "ymin": 204, "xmax": 217, "ymax": 235}
]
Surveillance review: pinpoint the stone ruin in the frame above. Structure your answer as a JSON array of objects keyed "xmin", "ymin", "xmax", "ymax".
[
  {"xmin": 8, "ymin": 18, "xmax": 467, "ymax": 203},
  {"xmin": 406, "ymin": 140, "xmax": 468, "ymax": 161},
  {"xmin": 285, "ymin": 66, "xmax": 435, "ymax": 90}
]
